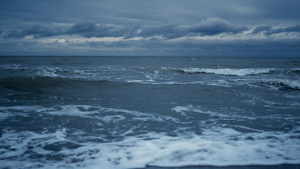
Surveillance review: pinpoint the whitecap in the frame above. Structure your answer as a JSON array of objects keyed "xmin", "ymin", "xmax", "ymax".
[
  {"xmin": 171, "ymin": 105, "xmax": 227, "ymax": 118},
  {"xmin": 181, "ymin": 68, "xmax": 274, "ymax": 76},
  {"xmin": 263, "ymin": 79, "xmax": 300, "ymax": 90},
  {"xmin": 36, "ymin": 67, "xmax": 61, "ymax": 77}
]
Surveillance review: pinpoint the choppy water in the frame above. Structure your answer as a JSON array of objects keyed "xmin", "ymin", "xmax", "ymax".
[{"xmin": 0, "ymin": 56, "xmax": 300, "ymax": 169}]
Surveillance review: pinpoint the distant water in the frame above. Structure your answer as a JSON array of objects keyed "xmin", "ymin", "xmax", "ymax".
[{"xmin": 0, "ymin": 56, "xmax": 300, "ymax": 169}]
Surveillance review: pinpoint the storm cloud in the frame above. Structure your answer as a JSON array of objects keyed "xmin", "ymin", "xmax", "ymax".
[
  {"xmin": 251, "ymin": 25, "xmax": 300, "ymax": 36},
  {"xmin": 1, "ymin": 25, "xmax": 63, "ymax": 38},
  {"xmin": 0, "ymin": 18, "xmax": 251, "ymax": 39},
  {"xmin": 188, "ymin": 18, "xmax": 248, "ymax": 36},
  {"xmin": 266, "ymin": 25, "xmax": 300, "ymax": 36},
  {"xmin": 66, "ymin": 23, "xmax": 125, "ymax": 38},
  {"xmin": 0, "ymin": 0, "xmax": 299, "ymax": 56}
]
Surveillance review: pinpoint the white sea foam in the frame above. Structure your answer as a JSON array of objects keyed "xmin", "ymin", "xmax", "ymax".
[
  {"xmin": 1, "ymin": 105, "xmax": 300, "ymax": 168},
  {"xmin": 1, "ymin": 128, "xmax": 299, "ymax": 169},
  {"xmin": 36, "ymin": 67, "xmax": 61, "ymax": 77},
  {"xmin": 0, "ymin": 106, "xmax": 38, "ymax": 120},
  {"xmin": 0, "ymin": 63, "xmax": 99, "ymax": 80},
  {"xmin": 0, "ymin": 112, "xmax": 10, "ymax": 121},
  {"xmin": 172, "ymin": 105, "xmax": 230, "ymax": 119},
  {"xmin": 171, "ymin": 104, "xmax": 299, "ymax": 122},
  {"xmin": 181, "ymin": 68, "xmax": 274, "ymax": 76},
  {"xmin": 1, "ymin": 105, "xmax": 179, "ymax": 124},
  {"xmin": 0, "ymin": 64, "xmax": 20, "ymax": 70}
]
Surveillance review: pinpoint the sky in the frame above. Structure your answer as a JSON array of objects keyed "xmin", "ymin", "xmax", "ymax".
[{"xmin": 0, "ymin": 0, "xmax": 299, "ymax": 57}]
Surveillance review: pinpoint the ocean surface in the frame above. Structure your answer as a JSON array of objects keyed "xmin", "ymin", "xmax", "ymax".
[{"xmin": 0, "ymin": 56, "xmax": 299, "ymax": 169}]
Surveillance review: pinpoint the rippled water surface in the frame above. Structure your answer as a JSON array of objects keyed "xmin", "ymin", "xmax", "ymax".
[{"xmin": 0, "ymin": 56, "xmax": 300, "ymax": 169}]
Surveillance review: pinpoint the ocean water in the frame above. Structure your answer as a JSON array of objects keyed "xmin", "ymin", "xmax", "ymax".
[{"xmin": 0, "ymin": 56, "xmax": 299, "ymax": 169}]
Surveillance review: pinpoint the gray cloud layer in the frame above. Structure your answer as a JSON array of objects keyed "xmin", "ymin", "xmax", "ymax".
[
  {"xmin": 0, "ymin": 0, "xmax": 299, "ymax": 56},
  {"xmin": 2, "ymin": 20, "xmax": 299, "ymax": 40}
]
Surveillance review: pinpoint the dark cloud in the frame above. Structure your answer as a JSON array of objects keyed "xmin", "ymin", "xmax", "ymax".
[
  {"xmin": 1, "ymin": 25, "xmax": 63, "ymax": 38},
  {"xmin": 24, "ymin": 25, "xmax": 63, "ymax": 38},
  {"xmin": 125, "ymin": 24, "xmax": 187, "ymax": 39},
  {"xmin": 189, "ymin": 18, "xmax": 248, "ymax": 36},
  {"xmin": 251, "ymin": 25, "xmax": 272, "ymax": 35},
  {"xmin": 67, "ymin": 23, "xmax": 97, "ymax": 35},
  {"xmin": 66, "ymin": 23, "xmax": 124, "ymax": 38},
  {"xmin": 1, "ymin": 19, "xmax": 250, "ymax": 40},
  {"xmin": 0, "ymin": 0, "xmax": 299, "ymax": 56},
  {"xmin": 1, "ymin": 30, "xmax": 24, "ymax": 38},
  {"xmin": 266, "ymin": 25, "xmax": 300, "ymax": 36},
  {"xmin": 251, "ymin": 25, "xmax": 300, "ymax": 36},
  {"xmin": 1, "ymin": 23, "xmax": 123, "ymax": 39},
  {"xmin": 67, "ymin": 23, "xmax": 101, "ymax": 38},
  {"xmin": 1, "ymin": 20, "xmax": 299, "ymax": 42},
  {"xmin": 126, "ymin": 18, "xmax": 249, "ymax": 39},
  {"xmin": 132, "ymin": 18, "xmax": 249, "ymax": 39}
]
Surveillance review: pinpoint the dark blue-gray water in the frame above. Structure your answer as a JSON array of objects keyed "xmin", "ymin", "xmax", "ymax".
[{"xmin": 0, "ymin": 56, "xmax": 300, "ymax": 169}]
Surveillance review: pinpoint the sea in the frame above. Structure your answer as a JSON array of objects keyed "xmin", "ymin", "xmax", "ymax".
[{"xmin": 0, "ymin": 56, "xmax": 300, "ymax": 169}]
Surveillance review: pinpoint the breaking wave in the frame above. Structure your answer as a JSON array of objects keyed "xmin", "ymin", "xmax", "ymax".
[
  {"xmin": 261, "ymin": 79, "xmax": 300, "ymax": 90},
  {"xmin": 1, "ymin": 129, "xmax": 300, "ymax": 169},
  {"xmin": 1, "ymin": 105, "xmax": 300, "ymax": 169},
  {"xmin": 178, "ymin": 68, "xmax": 274, "ymax": 76},
  {"xmin": 1, "ymin": 57, "xmax": 300, "ymax": 169}
]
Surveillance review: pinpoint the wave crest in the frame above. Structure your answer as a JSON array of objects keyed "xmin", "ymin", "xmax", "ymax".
[
  {"xmin": 264, "ymin": 79, "xmax": 300, "ymax": 90},
  {"xmin": 179, "ymin": 68, "xmax": 274, "ymax": 76}
]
